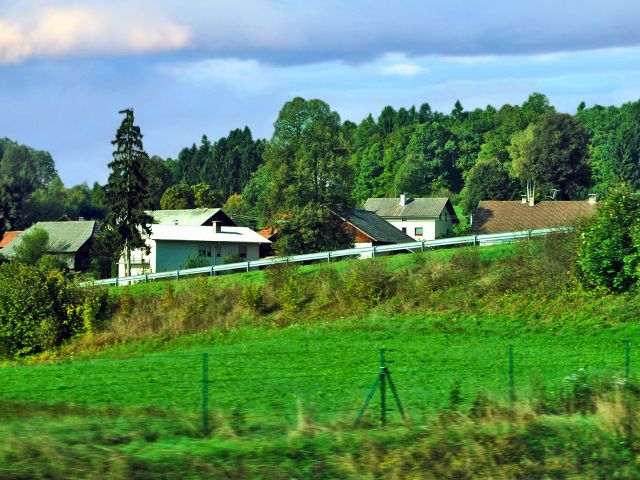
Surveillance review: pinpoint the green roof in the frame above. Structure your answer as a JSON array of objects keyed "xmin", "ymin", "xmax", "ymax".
[
  {"xmin": 341, "ymin": 209, "xmax": 415, "ymax": 244},
  {"xmin": 2, "ymin": 221, "xmax": 96, "ymax": 256},
  {"xmin": 147, "ymin": 208, "xmax": 224, "ymax": 226}
]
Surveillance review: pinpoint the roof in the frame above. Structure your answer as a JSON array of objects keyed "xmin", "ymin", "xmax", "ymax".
[
  {"xmin": 364, "ymin": 197, "xmax": 459, "ymax": 222},
  {"xmin": 258, "ymin": 226, "xmax": 277, "ymax": 240},
  {"xmin": 471, "ymin": 200, "xmax": 597, "ymax": 234},
  {"xmin": 147, "ymin": 208, "xmax": 233, "ymax": 226},
  {"xmin": 150, "ymin": 225, "xmax": 271, "ymax": 244},
  {"xmin": 340, "ymin": 209, "xmax": 415, "ymax": 244},
  {"xmin": 0, "ymin": 231, "xmax": 22, "ymax": 249},
  {"xmin": 2, "ymin": 221, "xmax": 96, "ymax": 256}
]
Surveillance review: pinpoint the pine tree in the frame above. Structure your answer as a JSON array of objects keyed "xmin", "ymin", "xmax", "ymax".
[
  {"xmin": 613, "ymin": 118, "xmax": 640, "ymax": 189},
  {"xmin": 103, "ymin": 109, "xmax": 152, "ymax": 277}
]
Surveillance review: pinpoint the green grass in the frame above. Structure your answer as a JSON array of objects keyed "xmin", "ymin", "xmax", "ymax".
[{"xmin": 2, "ymin": 312, "xmax": 638, "ymax": 428}]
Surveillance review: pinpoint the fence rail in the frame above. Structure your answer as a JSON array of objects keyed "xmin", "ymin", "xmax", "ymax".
[{"xmin": 82, "ymin": 227, "xmax": 568, "ymax": 287}]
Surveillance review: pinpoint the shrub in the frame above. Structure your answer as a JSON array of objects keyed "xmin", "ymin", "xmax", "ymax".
[
  {"xmin": 11, "ymin": 228, "xmax": 51, "ymax": 265},
  {"xmin": 0, "ymin": 263, "xmax": 106, "ymax": 357},
  {"xmin": 577, "ymin": 184, "xmax": 640, "ymax": 291},
  {"xmin": 239, "ymin": 284, "xmax": 264, "ymax": 315},
  {"xmin": 342, "ymin": 259, "xmax": 395, "ymax": 308}
]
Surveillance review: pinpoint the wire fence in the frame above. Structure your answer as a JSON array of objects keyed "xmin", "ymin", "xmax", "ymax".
[
  {"xmin": 0, "ymin": 338, "xmax": 634, "ymax": 436},
  {"xmin": 82, "ymin": 227, "xmax": 568, "ymax": 287}
]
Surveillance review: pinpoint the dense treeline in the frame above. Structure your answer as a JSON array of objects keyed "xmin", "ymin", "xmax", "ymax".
[{"xmin": 2, "ymin": 93, "xmax": 640, "ymax": 240}]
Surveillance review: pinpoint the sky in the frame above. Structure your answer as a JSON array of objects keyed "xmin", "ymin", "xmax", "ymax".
[{"xmin": 1, "ymin": 0, "xmax": 640, "ymax": 186}]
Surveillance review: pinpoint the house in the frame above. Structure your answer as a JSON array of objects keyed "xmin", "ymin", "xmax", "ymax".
[
  {"xmin": 471, "ymin": 195, "xmax": 598, "ymax": 234},
  {"xmin": 118, "ymin": 222, "xmax": 271, "ymax": 276},
  {"xmin": 2, "ymin": 221, "xmax": 97, "ymax": 270},
  {"xmin": 364, "ymin": 195, "xmax": 459, "ymax": 241},
  {"xmin": 0, "ymin": 231, "xmax": 23, "ymax": 250},
  {"xmin": 258, "ymin": 209, "xmax": 415, "ymax": 258},
  {"xmin": 147, "ymin": 208, "xmax": 236, "ymax": 227},
  {"xmin": 338, "ymin": 209, "xmax": 415, "ymax": 257}
]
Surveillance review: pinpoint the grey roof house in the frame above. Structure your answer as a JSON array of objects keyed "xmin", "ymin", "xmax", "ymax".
[
  {"xmin": 2, "ymin": 221, "xmax": 98, "ymax": 270},
  {"xmin": 364, "ymin": 196, "xmax": 459, "ymax": 241}
]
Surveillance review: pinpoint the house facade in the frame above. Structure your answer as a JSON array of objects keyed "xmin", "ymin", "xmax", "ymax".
[
  {"xmin": 364, "ymin": 195, "xmax": 459, "ymax": 241},
  {"xmin": 118, "ymin": 223, "xmax": 270, "ymax": 277}
]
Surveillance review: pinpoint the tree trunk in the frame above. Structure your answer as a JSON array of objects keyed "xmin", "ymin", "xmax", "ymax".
[{"xmin": 125, "ymin": 240, "xmax": 131, "ymax": 277}]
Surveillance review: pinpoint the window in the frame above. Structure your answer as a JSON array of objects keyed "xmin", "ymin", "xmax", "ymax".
[
  {"xmin": 415, "ymin": 227, "xmax": 424, "ymax": 237},
  {"xmin": 198, "ymin": 245, "xmax": 212, "ymax": 257},
  {"xmin": 239, "ymin": 245, "xmax": 247, "ymax": 258}
]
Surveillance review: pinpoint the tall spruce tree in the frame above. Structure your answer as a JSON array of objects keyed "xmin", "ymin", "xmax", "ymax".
[{"xmin": 103, "ymin": 109, "xmax": 152, "ymax": 277}]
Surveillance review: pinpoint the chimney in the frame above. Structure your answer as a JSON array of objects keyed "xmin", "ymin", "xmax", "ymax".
[
  {"xmin": 529, "ymin": 194, "xmax": 535, "ymax": 207},
  {"xmin": 521, "ymin": 195, "xmax": 528, "ymax": 204},
  {"xmin": 78, "ymin": 216, "xmax": 84, "ymax": 221},
  {"xmin": 213, "ymin": 221, "xmax": 222, "ymax": 233},
  {"xmin": 400, "ymin": 194, "xmax": 406, "ymax": 206},
  {"xmin": 173, "ymin": 219, "xmax": 178, "ymax": 226},
  {"xmin": 588, "ymin": 193, "xmax": 598, "ymax": 205}
]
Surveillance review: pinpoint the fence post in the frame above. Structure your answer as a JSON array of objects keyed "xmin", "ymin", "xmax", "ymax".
[
  {"xmin": 473, "ymin": 235, "xmax": 477, "ymax": 247},
  {"xmin": 210, "ymin": 266, "xmax": 214, "ymax": 276},
  {"xmin": 508, "ymin": 344, "xmax": 515, "ymax": 403},
  {"xmin": 327, "ymin": 252, "xmax": 331, "ymax": 263},
  {"xmin": 246, "ymin": 261, "xmax": 250, "ymax": 272},
  {"xmin": 202, "ymin": 353, "xmax": 209, "ymax": 435},
  {"xmin": 176, "ymin": 270, "xmax": 180, "ymax": 280},
  {"xmin": 372, "ymin": 246, "xmax": 377, "ymax": 258},
  {"xmin": 421, "ymin": 241, "xmax": 425, "ymax": 253},
  {"xmin": 625, "ymin": 339, "xmax": 631, "ymax": 379},
  {"xmin": 380, "ymin": 349, "xmax": 386, "ymax": 426}
]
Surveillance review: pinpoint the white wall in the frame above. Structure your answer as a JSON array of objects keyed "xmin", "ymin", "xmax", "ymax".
[
  {"xmin": 119, "ymin": 239, "xmax": 260, "ymax": 276},
  {"xmin": 385, "ymin": 217, "xmax": 455, "ymax": 241}
]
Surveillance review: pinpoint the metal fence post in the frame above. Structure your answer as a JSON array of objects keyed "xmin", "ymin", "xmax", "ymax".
[
  {"xmin": 202, "ymin": 353, "xmax": 209, "ymax": 435},
  {"xmin": 327, "ymin": 252, "xmax": 331, "ymax": 263},
  {"xmin": 508, "ymin": 344, "xmax": 515, "ymax": 403},
  {"xmin": 246, "ymin": 261, "xmax": 250, "ymax": 272},
  {"xmin": 625, "ymin": 339, "xmax": 631, "ymax": 379},
  {"xmin": 380, "ymin": 349, "xmax": 387, "ymax": 426},
  {"xmin": 176, "ymin": 270, "xmax": 180, "ymax": 280},
  {"xmin": 372, "ymin": 246, "xmax": 377, "ymax": 258}
]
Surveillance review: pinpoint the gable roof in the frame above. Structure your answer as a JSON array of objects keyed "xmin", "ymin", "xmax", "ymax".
[
  {"xmin": 340, "ymin": 209, "xmax": 415, "ymax": 244},
  {"xmin": 147, "ymin": 208, "xmax": 235, "ymax": 227},
  {"xmin": 0, "ymin": 231, "xmax": 22, "ymax": 249},
  {"xmin": 150, "ymin": 225, "xmax": 270, "ymax": 244},
  {"xmin": 471, "ymin": 200, "xmax": 596, "ymax": 234},
  {"xmin": 2, "ymin": 221, "xmax": 96, "ymax": 256},
  {"xmin": 364, "ymin": 197, "xmax": 459, "ymax": 223}
]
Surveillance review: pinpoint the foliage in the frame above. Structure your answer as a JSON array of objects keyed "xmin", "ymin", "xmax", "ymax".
[
  {"xmin": 510, "ymin": 112, "xmax": 590, "ymax": 199},
  {"xmin": 103, "ymin": 109, "xmax": 153, "ymax": 277},
  {"xmin": 263, "ymin": 97, "xmax": 354, "ymax": 252},
  {"xmin": 180, "ymin": 254, "xmax": 211, "ymax": 269},
  {"xmin": 578, "ymin": 184, "xmax": 640, "ymax": 291},
  {"xmin": 612, "ymin": 104, "xmax": 640, "ymax": 189},
  {"xmin": 160, "ymin": 183, "xmax": 194, "ymax": 210},
  {"xmin": 10, "ymin": 227, "xmax": 51, "ymax": 266},
  {"xmin": 459, "ymin": 158, "xmax": 519, "ymax": 214},
  {"xmin": 0, "ymin": 263, "xmax": 108, "ymax": 357},
  {"xmin": 274, "ymin": 203, "xmax": 353, "ymax": 255}
]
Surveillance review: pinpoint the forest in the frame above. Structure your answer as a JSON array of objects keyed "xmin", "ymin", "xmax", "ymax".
[{"xmin": 1, "ymin": 92, "xmax": 639, "ymax": 236}]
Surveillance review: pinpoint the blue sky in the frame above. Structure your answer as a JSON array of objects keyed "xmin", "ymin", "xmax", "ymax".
[{"xmin": 1, "ymin": 0, "xmax": 640, "ymax": 186}]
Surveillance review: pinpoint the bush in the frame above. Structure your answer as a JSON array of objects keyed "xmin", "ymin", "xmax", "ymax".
[
  {"xmin": 577, "ymin": 184, "xmax": 640, "ymax": 291},
  {"xmin": 0, "ymin": 263, "xmax": 108, "ymax": 357},
  {"xmin": 342, "ymin": 259, "xmax": 395, "ymax": 308},
  {"xmin": 11, "ymin": 227, "xmax": 51, "ymax": 265}
]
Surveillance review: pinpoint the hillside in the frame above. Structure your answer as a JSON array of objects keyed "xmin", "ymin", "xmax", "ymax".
[{"xmin": 3, "ymin": 235, "xmax": 640, "ymax": 477}]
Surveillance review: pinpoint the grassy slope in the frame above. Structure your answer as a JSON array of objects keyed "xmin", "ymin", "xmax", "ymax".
[{"xmin": 3, "ymin": 241, "xmax": 640, "ymax": 477}]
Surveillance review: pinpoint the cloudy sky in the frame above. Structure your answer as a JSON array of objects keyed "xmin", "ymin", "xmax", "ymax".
[{"xmin": 1, "ymin": 0, "xmax": 640, "ymax": 186}]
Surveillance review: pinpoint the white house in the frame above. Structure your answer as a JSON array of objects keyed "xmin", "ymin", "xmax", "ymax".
[
  {"xmin": 363, "ymin": 196, "xmax": 459, "ymax": 241},
  {"xmin": 118, "ymin": 222, "xmax": 270, "ymax": 277}
]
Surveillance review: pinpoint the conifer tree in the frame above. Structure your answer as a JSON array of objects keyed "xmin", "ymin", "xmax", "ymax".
[{"xmin": 103, "ymin": 109, "xmax": 152, "ymax": 277}]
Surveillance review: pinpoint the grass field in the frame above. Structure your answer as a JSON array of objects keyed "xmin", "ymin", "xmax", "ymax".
[
  {"xmin": 2, "ymin": 312, "xmax": 638, "ymax": 427},
  {"xmin": 4, "ymin": 238, "xmax": 640, "ymax": 477}
]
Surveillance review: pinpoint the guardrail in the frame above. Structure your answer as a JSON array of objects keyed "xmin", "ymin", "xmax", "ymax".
[{"xmin": 81, "ymin": 227, "xmax": 568, "ymax": 287}]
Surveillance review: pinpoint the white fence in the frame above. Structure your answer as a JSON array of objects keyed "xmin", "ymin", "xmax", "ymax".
[{"xmin": 82, "ymin": 228, "xmax": 567, "ymax": 287}]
